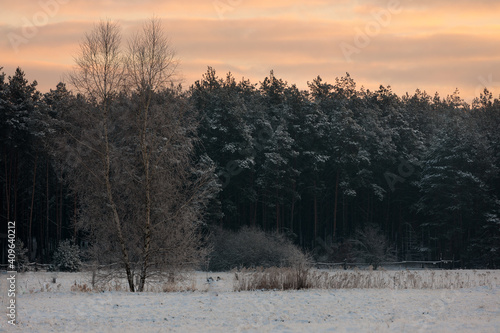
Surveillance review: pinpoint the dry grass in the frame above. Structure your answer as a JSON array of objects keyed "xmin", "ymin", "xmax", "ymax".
[
  {"xmin": 20, "ymin": 272, "xmax": 200, "ymax": 293},
  {"xmin": 25, "ymin": 280, "xmax": 62, "ymax": 294},
  {"xmin": 161, "ymin": 279, "xmax": 198, "ymax": 292},
  {"xmin": 18, "ymin": 269, "xmax": 500, "ymax": 293},
  {"xmin": 317, "ymin": 270, "xmax": 499, "ymax": 289},
  {"xmin": 234, "ymin": 266, "xmax": 311, "ymax": 291},
  {"xmin": 70, "ymin": 282, "xmax": 92, "ymax": 292},
  {"xmin": 90, "ymin": 272, "xmax": 201, "ymax": 292},
  {"xmin": 234, "ymin": 268, "xmax": 500, "ymax": 291}
]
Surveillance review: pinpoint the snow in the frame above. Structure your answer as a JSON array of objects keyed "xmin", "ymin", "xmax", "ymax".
[{"xmin": 2, "ymin": 270, "xmax": 500, "ymax": 332}]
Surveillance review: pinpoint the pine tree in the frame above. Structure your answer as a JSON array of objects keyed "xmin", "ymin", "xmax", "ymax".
[{"xmin": 416, "ymin": 113, "xmax": 499, "ymax": 260}]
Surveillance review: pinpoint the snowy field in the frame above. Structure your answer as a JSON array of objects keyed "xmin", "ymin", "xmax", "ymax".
[{"xmin": 2, "ymin": 270, "xmax": 500, "ymax": 332}]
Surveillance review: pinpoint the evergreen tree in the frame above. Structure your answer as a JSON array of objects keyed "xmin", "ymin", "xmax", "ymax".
[{"xmin": 416, "ymin": 114, "xmax": 499, "ymax": 260}]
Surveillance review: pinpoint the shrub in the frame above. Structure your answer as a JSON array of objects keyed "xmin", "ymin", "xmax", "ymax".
[
  {"xmin": 349, "ymin": 224, "xmax": 396, "ymax": 269},
  {"xmin": 52, "ymin": 239, "xmax": 82, "ymax": 272},
  {"xmin": 313, "ymin": 236, "xmax": 355, "ymax": 263},
  {"xmin": 234, "ymin": 266, "xmax": 311, "ymax": 291},
  {"xmin": 207, "ymin": 227, "xmax": 309, "ymax": 271},
  {"xmin": 15, "ymin": 239, "xmax": 29, "ymax": 272}
]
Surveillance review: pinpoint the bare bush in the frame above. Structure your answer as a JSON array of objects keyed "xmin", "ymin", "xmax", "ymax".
[
  {"xmin": 349, "ymin": 224, "xmax": 396, "ymax": 269},
  {"xmin": 314, "ymin": 237, "xmax": 354, "ymax": 263},
  {"xmin": 208, "ymin": 227, "xmax": 309, "ymax": 271},
  {"xmin": 234, "ymin": 266, "xmax": 311, "ymax": 291},
  {"xmin": 15, "ymin": 239, "xmax": 29, "ymax": 272}
]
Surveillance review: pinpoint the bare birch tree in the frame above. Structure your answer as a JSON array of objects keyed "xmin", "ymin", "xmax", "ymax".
[
  {"xmin": 125, "ymin": 89, "xmax": 218, "ymax": 290},
  {"xmin": 126, "ymin": 17, "xmax": 177, "ymax": 291},
  {"xmin": 52, "ymin": 18, "xmax": 217, "ymax": 292},
  {"xmin": 66, "ymin": 20, "xmax": 137, "ymax": 291}
]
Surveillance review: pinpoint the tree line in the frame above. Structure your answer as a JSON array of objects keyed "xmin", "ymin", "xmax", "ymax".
[
  {"xmin": 192, "ymin": 69, "xmax": 500, "ymax": 268},
  {"xmin": 1, "ymin": 20, "xmax": 499, "ymax": 284}
]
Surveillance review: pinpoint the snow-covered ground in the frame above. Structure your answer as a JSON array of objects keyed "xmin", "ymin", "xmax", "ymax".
[{"xmin": 2, "ymin": 270, "xmax": 500, "ymax": 332}]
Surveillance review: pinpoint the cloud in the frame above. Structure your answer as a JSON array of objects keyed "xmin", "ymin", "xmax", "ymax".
[
  {"xmin": 1, "ymin": 61, "xmax": 71, "ymax": 93},
  {"xmin": 1, "ymin": 0, "xmax": 499, "ymax": 101}
]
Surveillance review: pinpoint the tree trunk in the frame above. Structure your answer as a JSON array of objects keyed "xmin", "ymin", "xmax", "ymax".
[
  {"xmin": 46, "ymin": 160, "xmax": 49, "ymax": 263},
  {"xmin": 290, "ymin": 180, "xmax": 296, "ymax": 233},
  {"xmin": 314, "ymin": 180, "xmax": 318, "ymax": 242},
  {"xmin": 73, "ymin": 193, "xmax": 77, "ymax": 240},
  {"xmin": 138, "ymin": 137, "xmax": 152, "ymax": 292},
  {"xmin": 14, "ymin": 152, "xmax": 18, "ymax": 226},
  {"xmin": 262, "ymin": 199, "xmax": 266, "ymax": 230},
  {"xmin": 29, "ymin": 154, "xmax": 38, "ymax": 258},
  {"xmin": 104, "ymin": 114, "xmax": 135, "ymax": 292},
  {"xmin": 4, "ymin": 152, "xmax": 10, "ymax": 221},
  {"xmin": 333, "ymin": 170, "xmax": 339, "ymax": 239},
  {"xmin": 276, "ymin": 188, "xmax": 279, "ymax": 233},
  {"xmin": 342, "ymin": 192, "xmax": 346, "ymax": 236},
  {"xmin": 57, "ymin": 183, "xmax": 62, "ymax": 242},
  {"xmin": 138, "ymin": 170, "xmax": 151, "ymax": 292},
  {"xmin": 138, "ymin": 95, "xmax": 152, "ymax": 293},
  {"xmin": 252, "ymin": 175, "xmax": 257, "ymax": 227}
]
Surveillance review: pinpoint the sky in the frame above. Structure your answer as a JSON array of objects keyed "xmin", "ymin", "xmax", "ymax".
[{"xmin": 1, "ymin": 0, "xmax": 500, "ymax": 102}]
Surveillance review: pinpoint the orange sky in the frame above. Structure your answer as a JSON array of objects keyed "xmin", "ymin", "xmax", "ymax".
[{"xmin": 1, "ymin": 0, "xmax": 500, "ymax": 102}]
